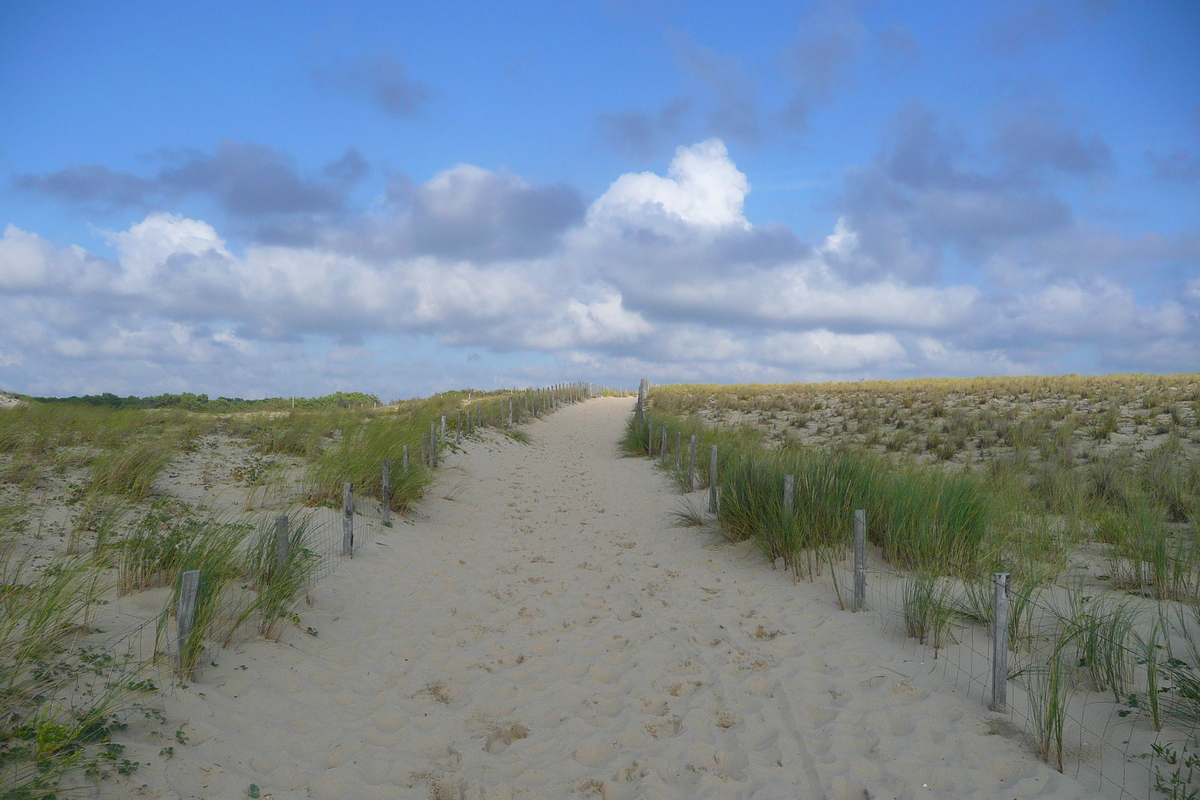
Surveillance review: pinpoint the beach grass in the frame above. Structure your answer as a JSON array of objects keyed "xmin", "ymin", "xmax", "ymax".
[{"xmin": 637, "ymin": 375, "xmax": 1200, "ymax": 779}]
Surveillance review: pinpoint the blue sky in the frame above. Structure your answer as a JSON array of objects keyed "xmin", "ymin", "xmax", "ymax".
[{"xmin": 1, "ymin": 1, "xmax": 1198, "ymax": 400}]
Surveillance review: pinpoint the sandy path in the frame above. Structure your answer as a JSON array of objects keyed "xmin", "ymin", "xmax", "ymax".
[{"xmin": 114, "ymin": 397, "xmax": 1090, "ymax": 800}]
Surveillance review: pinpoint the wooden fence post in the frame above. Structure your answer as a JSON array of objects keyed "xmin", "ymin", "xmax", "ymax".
[
  {"xmin": 441, "ymin": 415, "xmax": 447, "ymax": 444},
  {"xmin": 990, "ymin": 573, "xmax": 1011, "ymax": 712},
  {"xmin": 177, "ymin": 569, "xmax": 200, "ymax": 671},
  {"xmin": 659, "ymin": 425, "xmax": 668, "ymax": 466},
  {"xmin": 382, "ymin": 460, "xmax": 392, "ymax": 526},
  {"xmin": 274, "ymin": 514, "xmax": 289, "ymax": 575},
  {"xmin": 708, "ymin": 445, "xmax": 719, "ymax": 514},
  {"xmin": 783, "ymin": 474, "xmax": 795, "ymax": 514},
  {"xmin": 687, "ymin": 434, "xmax": 698, "ymax": 492},
  {"xmin": 636, "ymin": 378, "xmax": 647, "ymax": 421},
  {"xmin": 430, "ymin": 421, "xmax": 438, "ymax": 468},
  {"xmin": 675, "ymin": 431, "xmax": 682, "ymax": 473},
  {"xmin": 853, "ymin": 510, "xmax": 866, "ymax": 612},
  {"xmin": 457, "ymin": 410, "xmax": 463, "ymax": 443},
  {"xmin": 403, "ymin": 444, "xmax": 410, "ymax": 473},
  {"xmin": 646, "ymin": 413, "xmax": 653, "ymax": 455},
  {"xmin": 342, "ymin": 482, "xmax": 354, "ymax": 557}
]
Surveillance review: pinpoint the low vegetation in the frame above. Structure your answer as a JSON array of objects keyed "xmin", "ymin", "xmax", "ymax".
[
  {"xmin": 633, "ymin": 373, "xmax": 1200, "ymax": 792},
  {"xmin": 0, "ymin": 381, "xmax": 596, "ymax": 796}
]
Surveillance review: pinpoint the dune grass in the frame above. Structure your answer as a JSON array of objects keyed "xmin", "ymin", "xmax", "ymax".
[
  {"xmin": 626, "ymin": 412, "xmax": 993, "ymax": 578},
  {"xmin": 0, "ymin": 538, "xmax": 148, "ymax": 796},
  {"xmin": 903, "ymin": 572, "xmax": 957, "ymax": 653},
  {"xmin": 0, "ymin": 381, "xmax": 613, "ymax": 795},
  {"xmin": 239, "ymin": 516, "xmax": 322, "ymax": 641},
  {"xmin": 635, "ymin": 378, "xmax": 1200, "ymax": 781}
]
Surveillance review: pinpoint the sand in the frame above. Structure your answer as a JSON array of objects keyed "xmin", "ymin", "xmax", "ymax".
[{"xmin": 102, "ymin": 397, "xmax": 1092, "ymax": 799}]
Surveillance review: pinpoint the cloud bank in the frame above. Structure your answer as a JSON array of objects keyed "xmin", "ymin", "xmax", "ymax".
[{"xmin": 2, "ymin": 138, "xmax": 1197, "ymax": 398}]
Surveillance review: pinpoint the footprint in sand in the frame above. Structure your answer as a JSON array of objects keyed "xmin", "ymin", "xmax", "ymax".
[{"xmin": 485, "ymin": 723, "xmax": 530, "ymax": 754}]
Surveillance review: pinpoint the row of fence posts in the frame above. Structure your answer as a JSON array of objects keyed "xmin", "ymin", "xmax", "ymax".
[
  {"xmin": 174, "ymin": 381, "xmax": 611, "ymax": 674},
  {"xmin": 637, "ymin": 382, "xmax": 1013, "ymax": 716}
]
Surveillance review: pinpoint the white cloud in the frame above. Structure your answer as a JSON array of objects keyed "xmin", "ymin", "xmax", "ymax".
[
  {"xmin": 2, "ymin": 139, "xmax": 1197, "ymax": 396},
  {"xmin": 760, "ymin": 329, "xmax": 906, "ymax": 370},
  {"xmin": 587, "ymin": 138, "xmax": 750, "ymax": 231},
  {"xmin": 101, "ymin": 213, "xmax": 231, "ymax": 293},
  {"xmin": 0, "ymin": 224, "xmax": 111, "ymax": 292}
]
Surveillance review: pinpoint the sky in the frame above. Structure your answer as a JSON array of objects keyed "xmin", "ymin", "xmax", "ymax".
[{"xmin": 1, "ymin": 1, "xmax": 1198, "ymax": 400}]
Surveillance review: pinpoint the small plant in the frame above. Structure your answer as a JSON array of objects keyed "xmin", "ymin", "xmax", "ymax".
[
  {"xmin": 1055, "ymin": 588, "xmax": 1137, "ymax": 700},
  {"xmin": 1026, "ymin": 643, "xmax": 1072, "ymax": 773},
  {"xmin": 235, "ymin": 516, "xmax": 322, "ymax": 641},
  {"xmin": 669, "ymin": 499, "xmax": 704, "ymax": 528},
  {"xmin": 1140, "ymin": 617, "xmax": 1166, "ymax": 731},
  {"xmin": 903, "ymin": 573, "xmax": 956, "ymax": 654},
  {"xmin": 1150, "ymin": 739, "xmax": 1200, "ymax": 800}
]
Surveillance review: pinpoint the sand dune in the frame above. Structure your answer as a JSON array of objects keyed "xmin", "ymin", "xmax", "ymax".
[{"xmin": 108, "ymin": 397, "xmax": 1089, "ymax": 799}]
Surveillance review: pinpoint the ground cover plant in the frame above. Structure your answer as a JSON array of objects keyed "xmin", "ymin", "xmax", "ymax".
[
  {"xmin": 0, "ymin": 381, "xmax": 597, "ymax": 796},
  {"xmin": 632, "ymin": 374, "xmax": 1200, "ymax": 794}
]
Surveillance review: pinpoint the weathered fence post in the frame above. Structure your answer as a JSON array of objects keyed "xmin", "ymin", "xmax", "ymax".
[
  {"xmin": 675, "ymin": 431, "xmax": 683, "ymax": 472},
  {"xmin": 403, "ymin": 444, "xmax": 410, "ymax": 473},
  {"xmin": 646, "ymin": 413, "xmax": 653, "ymax": 455},
  {"xmin": 430, "ymin": 421, "xmax": 438, "ymax": 468},
  {"xmin": 783, "ymin": 474, "xmax": 795, "ymax": 514},
  {"xmin": 853, "ymin": 509, "xmax": 866, "ymax": 612},
  {"xmin": 382, "ymin": 460, "xmax": 392, "ymax": 526},
  {"xmin": 177, "ymin": 568, "xmax": 200, "ymax": 670},
  {"xmin": 420, "ymin": 434, "xmax": 427, "ymax": 467},
  {"xmin": 990, "ymin": 573, "xmax": 1011, "ymax": 712},
  {"xmin": 687, "ymin": 434, "xmax": 698, "ymax": 492},
  {"xmin": 636, "ymin": 378, "xmax": 649, "ymax": 421},
  {"xmin": 708, "ymin": 445, "xmax": 719, "ymax": 514},
  {"xmin": 457, "ymin": 410, "xmax": 463, "ymax": 443},
  {"xmin": 342, "ymin": 482, "xmax": 354, "ymax": 557},
  {"xmin": 508, "ymin": 398, "xmax": 513, "ymax": 426},
  {"xmin": 441, "ymin": 415, "xmax": 447, "ymax": 444},
  {"xmin": 274, "ymin": 514, "xmax": 289, "ymax": 575},
  {"xmin": 659, "ymin": 425, "xmax": 668, "ymax": 466}
]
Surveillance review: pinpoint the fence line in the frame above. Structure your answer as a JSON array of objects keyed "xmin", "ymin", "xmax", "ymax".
[
  {"xmin": 75, "ymin": 381, "xmax": 630, "ymax": 687},
  {"xmin": 639, "ymin": 393, "xmax": 1199, "ymax": 800}
]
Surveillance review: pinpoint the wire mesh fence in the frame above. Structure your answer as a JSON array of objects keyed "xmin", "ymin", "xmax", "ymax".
[
  {"xmin": 57, "ymin": 381, "xmax": 624, "ymax": 682},
  {"xmin": 641, "ymin": 417, "xmax": 1200, "ymax": 800}
]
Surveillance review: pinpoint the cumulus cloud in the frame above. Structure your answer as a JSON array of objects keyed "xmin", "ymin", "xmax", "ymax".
[
  {"xmin": 836, "ymin": 102, "xmax": 1082, "ymax": 281},
  {"xmin": 587, "ymin": 139, "xmax": 750, "ymax": 231},
  {"xmin": 990, "ymin": 111, "xmax": 1111, "ymax": 177},
  {"xmin": 782, "ymin": 1, "xmax": 866, "ymax": 130},
  {"xmin": 671, "ymin": 34, "xmax": 763, "ymax": 145},
  {"xmin": 0, "ymin": 224, "xmax": 113, "ymax": 293},
  {"xmin": 2, "ymin": 137, "xmax": 1196, "ymax": 397},
  {"xmin": 596, "ymin": 98, "xmax": 692, "ymax": 160},
  {"xmin": 14, "ymin": 142, "xmax": 369, "ymax": 219},
  {"xmin": 376, "ymin": 165, "xmax": 587, "ymax": 261},
  {"xmin": 311, "ymin": 56, "xmax": 431, "ymax": 119}
]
